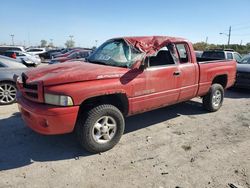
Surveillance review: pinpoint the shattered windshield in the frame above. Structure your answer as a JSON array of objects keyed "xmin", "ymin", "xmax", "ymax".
[{"xmin": 87, "ymin": 39, "xmax": 144, "ymax": 68}]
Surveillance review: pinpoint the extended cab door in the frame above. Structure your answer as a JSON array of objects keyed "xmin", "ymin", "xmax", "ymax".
[
  {"xmin": 175, "ymin": 43, "xmax": 199, "ymax": 102},
  {"xmin": 133, "ymin": 46, "xmax": 181, "ymax": 111}
]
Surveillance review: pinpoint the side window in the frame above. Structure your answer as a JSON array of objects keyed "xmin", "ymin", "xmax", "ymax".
[
  {"xmin": 176, "ymin": 43, "xmax": 189, "ymax": 63},
  {"xmin": 148, "ymin": 46, "xmax": 175, "ymax": 67},
  {"xmin": 226, "ymin": 52, "xmax": 233, "ymax": 60},
  {"xmin": 11, "ymin": 48, "xmax": 21, "ymax": 51},
  {"xmin": 234, "ymin": 53, "xmax": 242, "ymax": 62}
]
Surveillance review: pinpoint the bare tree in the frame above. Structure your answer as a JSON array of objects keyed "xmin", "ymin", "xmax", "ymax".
[{"xmin": 65, "ymin": 40, "xmax": 75, "ymax": 48}]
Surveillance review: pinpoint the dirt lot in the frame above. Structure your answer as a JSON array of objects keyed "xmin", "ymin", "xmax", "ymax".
[{"xmin": 0, "ymin": 89, "xmax": 250, "ymax": 188}]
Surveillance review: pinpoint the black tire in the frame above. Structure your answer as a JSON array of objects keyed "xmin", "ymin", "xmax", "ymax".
[
  {"xmin": 0, "ymin": 81, "xmax": 17, "ymax": 105},
  {"xmin": 202, "ymin": 84, "xmax": 224, "ymax": 112},
  {"xmin": 76, "ymin": 104, "xmax": 125, "ymax": 153}
]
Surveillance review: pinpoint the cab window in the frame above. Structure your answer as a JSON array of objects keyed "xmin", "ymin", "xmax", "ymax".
[
  {"xmin": 148, "ymin": 46, "xmax": 176, "ymax": 67},
  {"xmin": 176, "ymin": 43, "xmax": 190, "ymax": 63}
]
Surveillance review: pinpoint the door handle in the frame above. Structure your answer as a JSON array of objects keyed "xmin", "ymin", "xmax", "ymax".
[{"xmin": 173, "ymin": 71, "xmax": 181, "ymax": 76}]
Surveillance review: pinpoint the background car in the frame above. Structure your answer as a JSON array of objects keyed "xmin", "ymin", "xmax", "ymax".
[
  {"xmin": 50, "ymin": 48, "xmax": 72, "ymax": 58},
  {"xmin": 49, "ymin": 50, "xmax": 91, "ymax": 64},
  {"xmin": 4, "ymin": 51, "xmax": 41, "ymax": 67},
  {"xmin": 26, "ymin": 47, "xmax": 46, "ymax": 55},
  {"xmin": 201, "ymin": 49, "xmax": 242, "ymax": 62},
  {"xmin": 39, "ymin": 49, "xmax": 64, "ymax": 61},
  {"xmin": 52, "ymin": 48, "xmax": 83, "ymax": 58},
  {"xmin": 0, "ymin": 55, "xmax": 27, "ymax": 105},
  {"xmin": 195, "ymin": 50, "xmax": 203, "ymax": 58},
  {"xmin": 0, "ymin": 45, "xmax": 25, "ymax": 55},
  {"xmin": 235, "ymin": 54, "xmax": 250, "ymax": 89}
]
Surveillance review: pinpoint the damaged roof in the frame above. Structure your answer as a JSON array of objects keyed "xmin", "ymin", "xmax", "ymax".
[{"xmin": 120, "ymin": 36, "xmax": 187, "ymax": 55}]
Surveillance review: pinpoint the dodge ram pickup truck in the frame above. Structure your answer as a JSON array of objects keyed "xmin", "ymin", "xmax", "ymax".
[{"xmin": 16, "ymin": 36, "xmax": 236, "ymax": 153}]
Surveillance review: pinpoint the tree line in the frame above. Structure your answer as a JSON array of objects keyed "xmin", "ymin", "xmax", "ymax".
[
  {"xmin": 193, "ymin": 42, "xmax": 250, "ymax": 55},
  {"xmin": 40, "ymin": 39, "xmax": 75, "ymax": 48}
]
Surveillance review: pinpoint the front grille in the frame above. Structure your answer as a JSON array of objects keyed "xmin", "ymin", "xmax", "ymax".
[
  {"xmin": 21, "ymin": 73, "xmax": 41, "ymax": 101},
  {"xmin": 25, "ymin": 92, "xmax": 38, "ymax": 99},
  {"xmin": 23, "ymin": 82, "xmax": 38, "ymax": 90}
]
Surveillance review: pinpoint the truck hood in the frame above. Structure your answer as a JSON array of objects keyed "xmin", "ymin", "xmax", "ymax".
[{"xmin": 24, "ymin": 61, "xmax": 128, "ymax": 86}]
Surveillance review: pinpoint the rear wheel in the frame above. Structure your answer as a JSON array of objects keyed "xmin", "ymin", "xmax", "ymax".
[
  {"xmin": 0, "ymin": 82, "xmax": 17, "ymax": 105},
  {"xmin": 76, "ymin": 104, "xmax": 125, "ymax": 153},
  {"xmin": 202, "ymin": 84, "xmax": 224, "ymax": 112}
]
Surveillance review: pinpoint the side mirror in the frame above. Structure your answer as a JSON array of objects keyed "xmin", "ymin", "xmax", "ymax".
[{"xmin": 131, "ymin": 60, "xmax": 141, "ymax": 69}]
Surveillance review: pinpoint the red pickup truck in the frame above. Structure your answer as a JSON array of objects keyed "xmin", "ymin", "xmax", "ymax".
[{"xmin": 16, "ymin": 36, "xmax": 236, "ymax": 153}]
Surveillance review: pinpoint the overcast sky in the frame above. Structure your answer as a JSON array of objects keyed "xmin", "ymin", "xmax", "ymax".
[{"xmin": 1, "ymin": 0, "xmax": 250, "ymax": 47}]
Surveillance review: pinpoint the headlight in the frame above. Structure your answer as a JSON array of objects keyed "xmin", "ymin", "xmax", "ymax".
[
  {"xmin": 44, "ymin": 93, "xmax": 74, "ymax": 106},
  {"xmin": 23, "ymin": 58, "xmax": 33, "ymax": 64}
]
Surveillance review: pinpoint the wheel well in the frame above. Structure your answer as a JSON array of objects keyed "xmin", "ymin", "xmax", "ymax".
[
  {"xmin": 212, "ymin": 75, "xmax": 227, "ymax": 88},
  {"xmin": 0, "ymin": 80, "xmax": 16, "ymax": 86},
  {"xmin": 79, "ymin": 93, "xmax": 129, "ymax": 116}
]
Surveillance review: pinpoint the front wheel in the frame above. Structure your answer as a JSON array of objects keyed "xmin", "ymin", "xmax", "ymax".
[
  {"xmin": 0, "ymin": 82, "xmax": 17, "ymax": 105},
  {"xmin": 76, "ymin": 104, "xmax": 125, "ymax": 153},
  {"xmin": 202, "ymin": 84, "xmax": 224, "ymax": 112}
]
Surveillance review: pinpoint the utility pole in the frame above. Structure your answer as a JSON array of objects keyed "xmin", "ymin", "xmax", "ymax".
[
  {"xmin": 220, "ymin": 26, "xmax": 231, "ymax": 46},
  {"xmin": 205, "ymin": 37, "xmax": 208, "ymax": 44},
  {"xmin": 228, "ymin": 26, "xmax": 231, "ymax": 46},
  {"xmin": 10, "ymin": 34, "xmax": 14, "ymax": 45}
]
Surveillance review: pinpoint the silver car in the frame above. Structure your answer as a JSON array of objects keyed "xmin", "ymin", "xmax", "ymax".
[
  {"xmin": 4, "ymin": 50, "xmax": 41, "ymax": 67},
  {"xmin": 0, "ymin": 55, "xmax": 27, "ymax": 105}
]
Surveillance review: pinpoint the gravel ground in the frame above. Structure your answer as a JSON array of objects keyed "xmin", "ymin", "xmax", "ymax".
[{"xmin": 0, "ymin": 88, "xmax": 250, "ymax": 188}]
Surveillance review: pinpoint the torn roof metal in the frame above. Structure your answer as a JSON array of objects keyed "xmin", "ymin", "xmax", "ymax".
[{"xmin": 120, "ymin": 36, "xmax": 187, "ymax": 55}]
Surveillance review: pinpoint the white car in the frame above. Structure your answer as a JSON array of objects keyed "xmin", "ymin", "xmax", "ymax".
[
  {"xmin": 5, "ymin": 51, "xmax": 41, "ymax": 67},
  {"xmin": 26, "ymin": 48, "xmax": 46, "ymax": 55},
  {"xmin": 0, "ymin": 45, "xmax": 26, "ymax": 55}
]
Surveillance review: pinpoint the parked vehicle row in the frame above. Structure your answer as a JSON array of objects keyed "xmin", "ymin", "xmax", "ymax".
[
  {"xmin": 0, "ymin": 46, "xmax": 93, "ymax": 65},
  {"xmin": 39, "ymin": 49, "xmax": 63, "ymax": 60},
  {"xmin": 49, "ymin": 49, "xmax": 91, "ymax": 64}
]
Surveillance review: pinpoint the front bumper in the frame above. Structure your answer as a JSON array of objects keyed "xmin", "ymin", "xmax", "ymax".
[{"xmin": 17, "ymin": 93, "xmax": 79, "ymax": 135}]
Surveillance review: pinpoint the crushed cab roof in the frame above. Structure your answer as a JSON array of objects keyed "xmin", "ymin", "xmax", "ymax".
[{"xmin": 119, "ymin": 36, "xmax": 187, "ymax": 55}]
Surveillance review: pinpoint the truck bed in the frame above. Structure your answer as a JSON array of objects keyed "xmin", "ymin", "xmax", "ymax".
[{"xmin": 197, "ymin": 59, "xmax": 237, "ymax": 97}]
